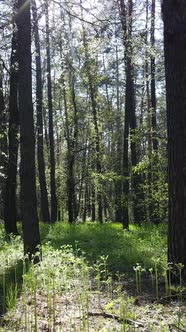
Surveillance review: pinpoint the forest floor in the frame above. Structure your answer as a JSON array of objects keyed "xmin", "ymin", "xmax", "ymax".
[{"xmin": 0, "ymin": 222, "xmax": 185, "ymax": 332}]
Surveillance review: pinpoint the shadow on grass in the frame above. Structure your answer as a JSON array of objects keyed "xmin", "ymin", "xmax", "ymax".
[{"xmin": 43, "ymin": 222, "xmax": 167, "ymax": 276}]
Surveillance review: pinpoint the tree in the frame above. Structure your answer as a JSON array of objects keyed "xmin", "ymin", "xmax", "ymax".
[
  {"xmin": 4, "ymin": 22, "xmax": 19, "ymax": 235},
  {"xmin": 32, "ymin": 0, "xmax": 50, "ymax": 223},
  {"xmin": 62, "ymin": 73, "xmax": 78, "ymax": 223},
  {"xmin": 16, "ymin": 0, "xmax": 41, "ymax": 259},
  {"xmin": 162, "ymin": 0, "xmax": 186, "ymax": 281},
  {"xmin": 81, "ymin": 7, "xmax": 103, "ymax": 223},
  {"xmin": 59, "ymin": 7, "xmax": 79, "ymax": 223},
  {"xmin": 0, "ymin": 57, "xmax": 7, "ymax": 219},
  {"xmin": 45, "ymin": 0, "xmax": 57, "ymax": 223},
  {"xmin": 118, "ymin": 0, "xmax": 135, "ymax": 229},
  {"xmin": 150, "ymin": 0, "xmax": 158, "ymax": 152}
]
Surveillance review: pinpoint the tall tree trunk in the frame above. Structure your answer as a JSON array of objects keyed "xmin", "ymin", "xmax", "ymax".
[
  {"xmin": 162, "ymin": 0, "xmax": 186, "ymax": 282},
  {"xmin": 0, "ymin": 59, "xmax": 7, "ymax": 219},
  {"xmin": 67, "ymin": 153, "xmax": 75, "ymax": 223},
  {"xmin": 150, "ymin": 0, "xmax": 158, "ymax": 152},
  {"xmin": 87, "ymin": 62, "xmax": 103, "ymax": 223},
  {"xmin": 81, "ymin": 2, "xmax": 103, "ymax": 223},
  {"xmin": 118, "ymin": 0, "xmax": 133, "ymax": 229},
  {"xmin": 16, "ymin": 0, "xmax": 41, "ymax": 259},
  {"xmin": 126, "ymin": 0, "xmax": 142, "ymax": 226},
  {"xmin": 150, "ymin": 0, "xmax": 159, "ymax": 225},
  {"xmin": 32, "ymin": 0, "xmax": 50, "ymax": 223},
  {"xmin": 122, "ymin": 61, "xmax": 130, "ymax": 229},
  {"xmin": 126, "ymin": 1, "xmax": 145, "ymax": 226},
  {"xmin": 115, "ymin": 42, "xmax": 123, "ymax": 223},
  {"xmin": 4, "ymin": 27, "xmax": 19, "ymax": 235},
  {"xmin": 91, "ymin": 186, "xmax": 96, "ymax": 222},
  {"xmin": 68, "ymin": 61, "xmax": 78, "ymax": 221},
  {"xmin": 145, "ymin": 0, "xmax": 153, "ymax": 223},
  {"xmin": 62, "ymin": 72, "xmax": 77, "ymax": 223},
  {"xmin": 58, "ymin": 15, "xmax": 77, "ymax": 223},
  {"xmin": 45, "ymin": 0, "xmax": 57, "ymax": 223}
]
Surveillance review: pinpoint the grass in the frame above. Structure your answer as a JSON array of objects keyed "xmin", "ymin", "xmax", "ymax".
[
  {"xmin": 44, "ymin": 222, "xmax": 167, "ymax": 275},
  {"xmin": 1, "ymin": 243, "xmax": 185, "ymax": 332},
  {"xmin": 0, "ymin": 221, "xmax": 185, "ymax": 331}
]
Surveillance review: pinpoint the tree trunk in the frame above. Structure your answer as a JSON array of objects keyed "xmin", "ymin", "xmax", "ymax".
[
  {"xmin": 69, "ymin": 65, "xmax": 78, "ymax": 221},
  {"xmin": 118, "ymin": 0, "xmax": 133, "ymax": 229},
  {"xmin": 150, "ymin": 0, "xmax": 159, "ymax": 225},
  {"xmin": 4, "ymin": 27, "xmax": 19, "ymax": 235},
  {"xmin": 145, "ymin": 0, "xmax": 153, "ymax": 223},
  {"xmin": 115, "ymin": 42, "xmax": 123, "ymax": 223},
  {"xmin": 32, "ymin": 0, "xmax": 50, "ymax": 223},
  {"xmin": 16, "ymin": 0, "xmax": 41, "ymax": 260},
  {"xmin": 0, "ymin": 59, "xmax": 7, "ymax": 219},
  {"xmin": 81, "ymin": 2, "xmax": 103, "ymax": 223},
  {"xmin": 122, "ymin": 58, "xmax": 130, "ymax": 229},
  {"xmin": 87, "ymin": 67, "xmax": 103, "ymax": 223},
  {"xmin": 162, "ymin": 0, "xmax": 186, "ymax": 282},
  {"xmin": 150, "ymin": 0, "xmax": 158, "ymax": 152},
  {"xmin": 45, "ymin": 0, "xmax": 57, "ymax": 223},
  {"xmin": 62, "ymin": 74, "xmax": 77, "ymax": 223},
  {"xmin": 67, "ymin": 154, "xmax": 75, "ymax": 223},
  {"xmin": 91, "ymin": 186, "xmax": 96, "ymax": 222}
]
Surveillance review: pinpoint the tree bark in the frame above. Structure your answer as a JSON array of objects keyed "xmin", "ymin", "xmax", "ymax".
[
  {"xmin": 45, "ymin": 0, "xmax": 57, "ymax": 223},
  {"xmin": 150, "ymin": 0, "xmax": 158, "ymax": 152},
  {"xmin": 87, "ymin": 63, "xmax": 103, "ymax": 223},
  {"xmin": 81, "ymin": 2, "xmax": 103, "ymax": 223},
  {"xmin": 0, "ymin": 59, "xmax": 7, "ymax": 219},
  {"xmin": 150, "ymin": 0, "xmax": 159, "ymax": 225},
  {"xmin": 62, "ymin": 75, "xmax": 77, "ymax": 223},
  {"xmin": 162, "ymin": 0, "xmax": 186, "ymax": 282},
  {"xmin": 118, "ymin": 0, "xmax": 133, "ymax": 229},
  {"xmin": 145, "ymin": 0, "xmax": 153, "ymax": 223},
  {"xmin": 122, "ymin": 59, "xmax": 130, "ymax": 229},
  {"xmin": 32, "ymin": 0, "xmax": 50, "ymax": 223},
  {"xmin": 115, "ymin": 42, "xmax": 123, "ymax": 223},
  {"xmin": 16, "ymin": 0, "xmax": 41, "ymax": 260},
  {"xmin": 4, "ymin": 27, "xmax": 19, "ymax": 235}
]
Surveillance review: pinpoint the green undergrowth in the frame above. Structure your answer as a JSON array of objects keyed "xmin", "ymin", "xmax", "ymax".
[
  {"xmin": 0, "ymin": 226, "xmax": 23, "ymax": 316},
  {"xmin": 0, "ymin": 242, "xmax": 185, "ymax": 332},
  {"xmin": 0, "ymin": 222, "xmax": 185, "ymax": 331},
  {"xmin": 43, "ymin": 222, "xmax": 167, "ymax": 276},
  {"xmin": 0, "ymin": 223, "xmax": 23, "ymax": 276}
]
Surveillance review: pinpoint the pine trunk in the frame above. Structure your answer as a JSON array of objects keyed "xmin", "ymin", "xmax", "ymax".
[
  {"xmin": 32, "ymin": 0, "xmax": 50, "ymax": 223},
  {"xmin": 45, "ymin": 0, "xmax": 57, "ymax": 223},
  {"xmin": 4, "ymin": 28, "xmax": 19, "ymax": 235},
  {"xmin": 0, "ymin": 59, "xmax": 7, "ymax": 219},
  {"xmin": 163, "ymin": 0, "xmax": 186, "ymax": 282},
  {"xmin": 16, "ymin": 0, "xmax": 41, "ymax": 259}
]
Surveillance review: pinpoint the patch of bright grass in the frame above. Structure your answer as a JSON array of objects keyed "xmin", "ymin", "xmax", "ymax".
[{"xmin": 44, "ymin": 222, "xmax": 167, "ymax": 275}]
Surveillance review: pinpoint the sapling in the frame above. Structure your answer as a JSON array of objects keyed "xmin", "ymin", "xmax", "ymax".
[
  {"xmin": 152, "ymin": 257, "xmax": 160, "ymax": 301},
  {"xmin": 149, "ymin": 267, "xmax": 154, "ymax": 292},
  {"xmin": 133, "ymin": 263, "xmax": 145, "ymax": 294},
  {"xmin": 167, "ymin": 262, "xmax": 173, "ymax": 300}
]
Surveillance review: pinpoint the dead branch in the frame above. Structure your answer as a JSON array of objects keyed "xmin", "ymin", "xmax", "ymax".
[{"xmin": 87, "ymin": 311, "xmax": 144, "ymax": 327}]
